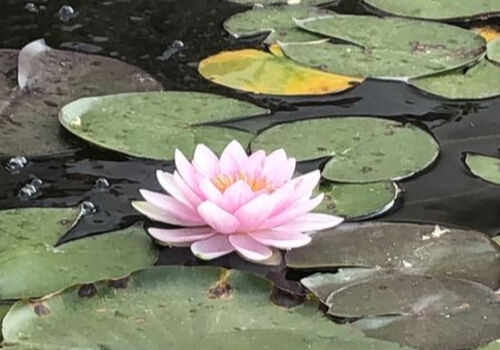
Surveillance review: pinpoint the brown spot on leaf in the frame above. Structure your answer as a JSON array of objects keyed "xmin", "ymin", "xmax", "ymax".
[
  {"xmin": 270, "ymin": 286, "xmax": 305, "ymax": 308},
  {"xmin": 33, "ymin": 303, "xmax": 52, "ymax": 316},
  {"xmin": 78, "ymin": 283, "xmax": 97, "ymax": 298},
  {"xmin": 361, "ymin": 166, "xmax": 373, "ymax": 173},
  {"xmin": 208, "ymin": 269, "xmax": 233, "ymax": 300}
]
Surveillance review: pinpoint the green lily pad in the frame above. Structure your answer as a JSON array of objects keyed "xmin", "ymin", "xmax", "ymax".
[
  {"xmin": 465, "ymin": 153, "xmax": 500, "ymax": 185},
  {"xmin": 285, "ymin": 222, "xmax": 500, "ymax": 289},
  {"xmin": 59, "ymin": 91, "xmax": 268, "ymax": 160},
  {"xmin": 224, "ymin": 6, "xmax": 329, "ymax": 44},
  {"xmin": 0, "ymin": 39, "xmax": 162, "ymax": 157},
  {"xmin": 488, "ymin": 37, "xmax": 500, "ymax": 63},
  {"xmin": 251, "ymin": 117, "xmax": 439, "ymax": 183},
  {"xmin": 2, "ymin": 266, "xmax": 415, "ymax": 350},
  {"xmin": 0, "ymin": 207, "xmax": 157, "ymax": 299},
  {"xmin": 316, "ymin": 181, "xmax": 399, "ymax": 219},
  {"xmin": 227, "ymin": 0, "xmax": 329, "ymax": 5},
  {"xmin": 411, "ymin": 59, "xmax": 500, "ymax": 100},
  {"xmin": 481, "ymin": 340, "xmax": 500, "ymax": 349},
  {"xmin": 334, "ymin": 274, "xmax": 500, "ymax": 350},
  {"xmin": 362, "ymin": 0, "xmax": 500, "ymax": 20},
  {"xmin": 280, "ymin": 15, "xmax": 485, "ymax": 79}
]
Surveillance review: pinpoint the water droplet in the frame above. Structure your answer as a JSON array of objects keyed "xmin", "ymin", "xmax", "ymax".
[
  {"xmin": 95, "ymin": 178, "xmax": 110, "ymax": 190},
  {"xmin": 58, "ymin": 5, "xmax": 77, "ymax": 22},
  {"xmin": 157, "ymin": 40, "xmax": 184, "ymax": 61},
  {"xmin": 5, "ymin": 156, "xmax": 28, "ymax": 172},
  {"xmin": 18, "ymin": 184, "xmax": 39, "ymax": 201},
  {"xmin": 24, "ymin": 2, "xmax": 38, "ymax": 13},
  {"xmin": 81, "ymin": 201, "xmax": 96, "ymax": 215}
]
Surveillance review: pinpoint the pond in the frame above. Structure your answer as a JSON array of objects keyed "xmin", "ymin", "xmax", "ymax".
[{"xmin": 1, "ymin": 0, "xmax": 500, "ymax": 349}]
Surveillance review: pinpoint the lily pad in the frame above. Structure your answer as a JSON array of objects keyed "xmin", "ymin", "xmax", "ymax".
[
  {"xmin": 224, "ymin": 6, "xmax": 330, "ymax": 44},
  {"xmin": 2, "ymin": 266, "xmax": 414, "ymax": 350},
  {"xmin": 280, "ymin": 15, "xmax": 485, "ymax": 79},
  {"xmin": 316, "ymin": 181, "xmax": 399, "ymax": 219},
  {"xmin": 285, "ymin": 222, "xmax": 500, "ymax": 289},
  {"xmin": 411, "ymin": 59, "xmax": 500, "ymax": 100},
  {"xmin": 362, "ymin": 0, "xmax": 500, "ymax": 20},
  {"xmin": 488, "ymin": 37, "xmax": 500, "ymax": 63},
  {"xmin": 227, "ymin": 0, "xmax": 329, "ymax": 5},
  {"xmin": 465, "ymin": 153, "xmax": 500, "ymax": 185},
  {"xmin": 59, "ymin": 91, "xmax": 268, "ymax": 160},
  {"xmin": 251, "ymin": 117, "xmax": 439, "ymax": 183},
  {"xmin": 0, "ymin": 207, "xmax": 157, "ymax": 299},
  {"xmin": 334, "ymin": 274, "xmax": 500, "ymax": 350},
  {"xmin": 0, "ymin": 39, "xmax": 162, "ymax": 156},
  {"xmin": 199, "ymin": 49, "xmax": 362, "ymax": 96}
]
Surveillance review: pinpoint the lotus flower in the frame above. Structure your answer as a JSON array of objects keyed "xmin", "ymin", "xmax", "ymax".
[{"xmin": 133, "ymin": 140, "xmax": 343, "ymax": 263}]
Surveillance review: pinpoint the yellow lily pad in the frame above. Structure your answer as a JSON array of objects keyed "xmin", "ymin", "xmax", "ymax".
[
  {"xmin": 472, "ymin": 26, "xmax": 500, "ymax": 43},
  {"xmin": 199, "ymin": 48, "xmax": 363, "ymax": 96}
]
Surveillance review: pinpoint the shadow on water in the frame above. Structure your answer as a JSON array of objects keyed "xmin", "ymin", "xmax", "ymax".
[{"xmin": 1, "ymin": 0, "xmax": 500, "ymax": 277}]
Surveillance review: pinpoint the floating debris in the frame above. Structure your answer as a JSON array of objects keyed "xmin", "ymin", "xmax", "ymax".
[
  {"xmin": 157, "ymin": 40, "xmax": 184, "ymax": 61},
  {"xmin": 5, "ymin": 156, "xmax": 28, "ymax": 173},
  {"xmin": 58, "ymin": 5, "xmax": 77, "ymax": 22},
  {"xmin": 24, "ymin": 3, "xmax": 38, "ymax": 13},
  {"xmin": 18, "ymin": 184, "xmax": 39, "ymax": 201},
  {"xmin": 81, "ymin": 201, "xmax": 96, "ymax": 215},
  {"xmin": 95, "ymin": 178, "xmax": 110, "ymax": 191}
]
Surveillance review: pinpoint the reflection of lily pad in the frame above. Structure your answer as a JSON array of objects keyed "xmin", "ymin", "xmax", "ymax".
[
  {"xmin": 316, "ymin": 181, "xmax": 398, "ymax": 219},
  {"xmin": 224, "ymin": 6, "xmax": 329, "ymax": 44},
  {"xmin": 286, "ymin": 222, "xmax": 500, "ymax": 289},
  {"xmin": 335, "ymin": 274, "xmax": 500, "ymax": 350},
  {"xmin": 363, "ymin": 0, "xmax": 500, "ymax": 20},
  {"xmin": 280, "ymin": 15, "xmax": 485, "ymax": 79},
  {"xmin": 0, "ymin": 207, "xmax": 157, "ymax": 299},
  {"xmin": 199, "ymin": 49, "xmax": 362, "ymax": 95},
  {"xmin": 465, "ymin": 153, "xmax": 500, "ymax": 185},
  {"xmin": 2, "ymin": 266, "xmax": 413, "ymax": 350},
  {"xmin": 411, "ymin": 60, "xmax": 500, "ymax": 100},
  {"xmin": 0, "ymin": 39, "xmax": 162, "ymax": 156},
  {"xmin": 59, "ymin": 91, "xmax": 268, "ymax": 160},
  {"xmin": 251, "ymin": 117, "xmax": 439, "ymax": 183}
]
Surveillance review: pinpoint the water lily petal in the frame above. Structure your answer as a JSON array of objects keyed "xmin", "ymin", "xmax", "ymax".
[
  {"xmin": 132, "ymin": 201, "xmax": 202, "ymax": 227},
  {"xmin": 262, "ymin": 157, "xmax": 296, "ymax": 187},
  {"xmin": 234, "ymin": 193, "xmax": 274, "ymax": 231},
  {"xmin": 273, "ymin": 170, "xmax": 321, "ymax": 215},
  {"xmin": 222, "ymin": 180, "xmax": 256, "ymax": 212},
  {"xmin": 148, "ymin": 227, "xmax": 215, "ymax": 247},
  {"xmin": 229, "ymin": 234, "xmax": 273, "ymax": 261},
  {"xmin": 241, "ymin": 150, "xmax": 266, "ymax": 178},
  {"xmin": 192, "ymin": 144, "xmax": 219, "ymax": 177},
  {"xmin": 175, "ymin": 149, "xmax": 202, "ymax": 195},
  {"xmin": 156, "ymin": 170, "xmax": 194, "ymax": 208},
  {"xmin": 197, "ymin": 201, "xmax": 240, "ymax": 234},
  {"xmin": 249, "ymin": 230, "xmax": 312, "ymax": 249},
  {"xmin": 275, "ymin": 213, "xmax": 344, "ymax": 232},
  {"xmin": 199, "ymin": 178, "xmax": 223, "ymax": 205},
  {"xmin": 262, "ymin": 149, "xmax": 287, "ymax": 171},
  {"xmin": 139, "ymin": 189, "xmax": 204, "ymax": 224},
  {"xmin": 219, "ymin": 140, "xmax": 248, "ymax": 174},
  {"xmin": 191, "ymin": 235, "xmax": 235, "ymax": 260},
  {"xmin": 263, "ymin": 194, "xmax": 324, "ymax": 229},
  {"xmin": 173, "ymin": 171, "xmax": 203, "ymax": 207}
]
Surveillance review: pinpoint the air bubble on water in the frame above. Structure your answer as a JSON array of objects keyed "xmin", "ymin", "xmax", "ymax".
[
  {"xmin": 24, "ymin": 3, "xmax": 38, "ymax": 13},
  {"xmin": 18, "ymin": 184, "xmax": 39, "ymax": 201},
  {"xmin": 5, "ymin": 156, "xmax": 28, "ymax": 173},
  {"xmin": 81, "ymin": 201, "xmax": 96, "ymax": 215},
  {"xmin": 58, "ymin": 5, "xmax": 77, "ymax": 22},
  {"xmin": 157, "ymin": 40, "xmax": 184, "ymax": 61},
  {"xmin": 95, "ymin": 178, "xmax": 110, "ymax": 191}
]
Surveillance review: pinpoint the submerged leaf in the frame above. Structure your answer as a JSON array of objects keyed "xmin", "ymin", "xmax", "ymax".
[
  {"xmin": 411, "ymin": 59, "xmax": 500, "ymax": 100},
  {"xmin": 2, "ymin": 266, "xmax": 414, "ymax": 350},
  {"xmin": 0, "ymin": 207, "xmax": 157, "ymax": 299},
  {"xmin": 0, "ymin": 39, "xmax": 162, "ymax": 156},
  {"xmin": 316, "ymin": 181, "xmax": 398, "ymax": 219},
  {"xmin": 224, "ymin": 6, "xmax": 329, "ymax": 44},
  {"xmin": 280, "ymin": 15, "xmax": 485, "ymax": 79},
  {"xmin": 59, "ymin": 91, "xmax": 268, "ymax": 160},
  {"xmin": 362, "ymin": 0, "xmax": 500, "ymax": 20},
  {"xmin": 465, "ymin": 153, "xmax": 500, "ymax": 185},
  {"xmin": 199, "ymin": 48, "xmax": 362, "ymax": 95},
  {"xmin": 251, "ymin": 117, "xmax": 439, "ymax": 183},
  {"xmin": 286, "ymin": 222, "xmax": 500, "ymax": 289}
]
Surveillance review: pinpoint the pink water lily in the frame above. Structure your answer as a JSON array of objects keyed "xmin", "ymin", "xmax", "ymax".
[{"xmin": 133, "ymin": 140, "xmax": 343, "ymax": 263}]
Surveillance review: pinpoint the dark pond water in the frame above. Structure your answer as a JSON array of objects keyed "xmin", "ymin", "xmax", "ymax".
[{"xmin": 1, "ymin": 0, "xmax": 500, "ymax": 280}]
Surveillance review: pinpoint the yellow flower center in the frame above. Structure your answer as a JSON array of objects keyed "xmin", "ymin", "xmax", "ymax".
[{"xmin": 212, "ymin": 173, "xmax": 274, "ymax": 193}]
